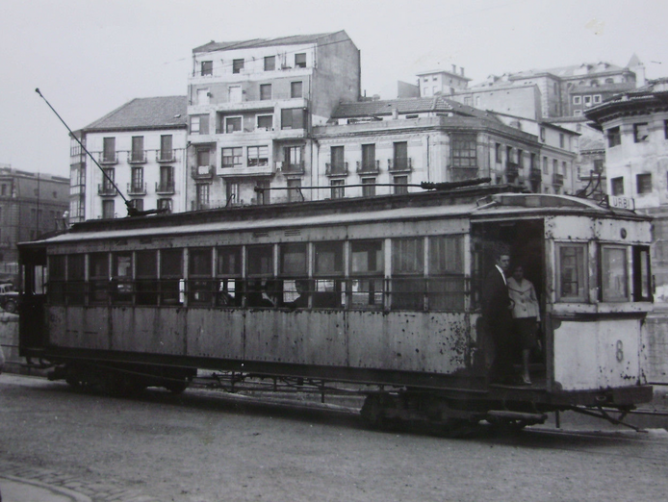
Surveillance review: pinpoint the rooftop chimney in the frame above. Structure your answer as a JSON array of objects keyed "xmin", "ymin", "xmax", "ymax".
[
  {"xmin": 452, "ymin": 64, "xmax": 457, "ymax": 74},
  {"xmin": 460, "ymin": 67, "xmax": 465, "ymax": 77}
]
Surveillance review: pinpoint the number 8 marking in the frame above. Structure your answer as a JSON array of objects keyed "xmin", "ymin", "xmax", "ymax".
[{"xmin": 616, "ymin": 340, "xmax": 624, "ymax": 363}]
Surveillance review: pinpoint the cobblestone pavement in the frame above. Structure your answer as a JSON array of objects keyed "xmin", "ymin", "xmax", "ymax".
[{"xmin": 0, "ymin": 460, "xmax": 160, "ymax": 502}]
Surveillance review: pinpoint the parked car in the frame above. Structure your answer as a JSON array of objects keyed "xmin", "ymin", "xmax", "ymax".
[{"xmin": 0, "ymin": 282, "xmax": 18, "ymax": 313}]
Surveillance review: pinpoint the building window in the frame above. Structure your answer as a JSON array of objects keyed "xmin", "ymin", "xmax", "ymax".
[
  {"xmin": 247, "ymin": 146, "xmax": 269, "ymax": 166},
  {"xmin": 611, "ymin": 176, "xmax": 624, "ymax": 195},
  {"xmin": 130, "ymin": 199, "xmax": 144, "ymax": 212},
  {"xmin": 394, "ymin": 175, "xmax": 408, "ymax": 195},
  {"xmin": 562, "ymin": 161, "xmax": 568, "ymax": 179},
  {"xmin": 608, "ymin": 126, "xmax": 621, "ymax": 147},
  {"xmin": 102, "ymin": 200, "xmax": 115, "ymax": 219},
  {"xmin": 331, "ymin": 179, "xmax": 345, "ymax": 199},
  {"xmin": 225, "ymin": 116, "xmax": 242, "ymax": 133},
  {"xmin": 559, "ymin": 134, "xmax": 565, "ymax": 149},
  {"xmin": 295, "ymin": 53, "xmax": 306, "ymax": 68},
  {"xmin": 226, "ymin": 182, "xmax": 239, "ymax": 205},
  {"xmin": 196, "ymin": 184, "xmax": 210, "ymax": 209},
  {"xmin": 584, "ymin": 96, "xmax": 592, "ymax": 105},
  {"xmin": 665, "ymin": 120, "xmax": 668, "ymax": 140},
  {"xmin": 131, "ymin": 166, "xmax": 144, "ymax": 192},
  {"xmin": 637, "ymin": 173, "xmax": 652, "ymax": 194},
  {"xmin": 256, "ymin": 180, "xmax": 270, "ymax": 205},
  {"xmin": 281, "ymin": 109, "xmax": 305, "ymax": 129},
  {"xmin": 451, "ymin": 135, "xmax": 477, "ymax": 168},
  {"xmin": 103, "ymin": 137, "xmax": 116, "ymax": 162},
  {"xmin": 158, "ymin": 165, "xmax": 174, "ymax": 192},
  {"xmin": 393, "ymin": 141, "xmax": 409, "ymax": 170},
  {"xmin": 634, "ymin": 123, "xmax": 649, "ymax": 143},
  {"xmin": 573, "ymin": 96, "xmax": 581, "ymax": 104},
  {"xmin": 160, "ymin": 135, "xmax": 173, "ymax": 161},
  {"xmin": 260, "ymin": 84, "xmax": 272, "ymax": 100},
  {"xmin": 197, "ymin": 150, "xmax": 210, "ymax": 168},
  {"xmin": 291, "ymin": 81, "xmax": 303, "ymax": 99},
  {"xmin": 257, "ymin": 115, "xmax": 273, "ymax": 129},
  {"xmin": 232, "ymin": 59, "xmax": 244, "ymax": 74},
  {"xmin": 221, "ymin": 147, "xmax": 242, "ymax": 168},
  {"xmin": 495, "ymin": 143, "xmax": 501, "ymax": 163},
  {"xmin": 330, "ymin": 146, "xmax": 346, "ymax": 174},
  {"xmin": 201, "ymin": 61, "xmax": 213, "ymax": 76},
  {"xmin": 191, "ymin": 115, "xmax": 209, "ymax": 135},
  {"xmin": 287, "ymin": 179, "xmax": 302, "ymax": 202},
  {"xmin": 131, "ymin": 136, "xmax": 144, "ymax": 162},
  {"xmin": 102, "ymin": 167, "xmax": 115, "ymax": 192},
  {"xmin": 362, "ymin": 178, "xmax": 376, "ymax": 197},
  {"xmin": 264, "ymin": 56, "xmax": 275, "ymax": 71},
  {"xmin": 284, "ymin": 146, "xmax": 303, "ymax": 171},
  {"xmin": 594, "ymin": 94, "xmax": 602, "ymax": 104},
  {"xmin": 361, "ymin": 144, "xmax": 376, "ymax": 171}
]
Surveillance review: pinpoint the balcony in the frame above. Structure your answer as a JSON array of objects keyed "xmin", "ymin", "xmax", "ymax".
[
  {"xmin": 217, "ymin": 162, "xmax": 275, "ymax": 178},
  {"xmin": 356, "ymin": 160, "xmax": 381, "ymax": 175},
  {"xmin": 281, "ymin": 160, "xmax": 305, "ymax": 175},
  {"xmin": 506, "ymin": 161, "xmax": 519, "ymax": 178},
  {"xmin": 156, "ymin": 150, "xmax": 176, "ymax": 163},
  {"xmin": 99, "ymin": 152, "xmax": 118, "ymax": 165},
  {"xmin": 388, "ymin": 158, "xmax": 412, "ymax": 173},
  {"xmin": 192, "ymin": 165, "xmax": 215, "ymax": 179},
  {"xmin": 98, "ymin": 184, "xmax": 118, "ymax": 196},
  {"xmin": 326, "ymin": 162, "xmax": 349, "ymax": 177},
  {"xmin": 128, "ymin": 151, "xmax": 147, "ymax": 164},
  {"xmin": 553, "ymin": 173, "xmax": 564, "ymax": 186},
  {"xmin": 529, "ymin": 167, "xmax": 542, "ymax": 182},
  {"xmin": 448, "ymin": 167, "xmax": 479, "ymax": 182},
  {"xmin": 127, "ymin": 182, "xmax": 147, "ymax": 196},
  {"xmin": 155, "ymin": 181, "xmax": 175, "ymax": 195}
]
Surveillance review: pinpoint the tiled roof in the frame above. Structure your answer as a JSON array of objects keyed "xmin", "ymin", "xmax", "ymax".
[
  {"xmin": 509, "ymin": 62, "xmax": 627, "ymax": 80},
  {"xmin": 193, "ymin": 32, "xmax": 344, "ymax": 53},
  {"xmin": 84, "ymin": 96, "xmax": 188, "ymax": 131},
  {"xmin": 331, "ymin": 96, "xmax": 498, "ymax": 120}
]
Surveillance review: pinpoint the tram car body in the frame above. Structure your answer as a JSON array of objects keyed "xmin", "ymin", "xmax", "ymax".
[{"xmin": 18, "ymin": 188, "xmax": 654, "ymax": 428}]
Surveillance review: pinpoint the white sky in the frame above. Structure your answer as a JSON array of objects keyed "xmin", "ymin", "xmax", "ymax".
[{"xmin": 1, "ymin": 0, "xmax": 667, "ymax": 178}]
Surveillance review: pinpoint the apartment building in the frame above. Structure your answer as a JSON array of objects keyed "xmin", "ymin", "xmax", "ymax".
[
  {"xmin": 186, "ymin": 31, "xmax": 360, "ymax": 209},
  {"xmin": 71, "ymin": 96, "xmax": 188, "ymax": 221},
  {"xmin": 0, "ymin": 165, "xmax": 69, "ymax": 282},
  {"xmin": 309, "ymin": 96, "xmax": 542, "ymax": 200}
]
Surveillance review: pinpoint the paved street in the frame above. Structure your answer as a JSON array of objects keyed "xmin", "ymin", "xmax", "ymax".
[{"xmin": 1, "ymin": 373, "xmax": 668, "ymax": 502}]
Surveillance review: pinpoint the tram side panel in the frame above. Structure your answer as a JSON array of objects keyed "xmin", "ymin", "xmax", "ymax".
[{"xmin": 546, "ymin": 215, "xmax": 653, "ymax": 393}]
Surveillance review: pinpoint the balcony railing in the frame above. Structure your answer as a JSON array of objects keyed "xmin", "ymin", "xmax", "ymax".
[
  {"xmin": 506, "ymin": 161, "xmax": 519, "ymax": 178},
  {"xmin": 448, "ymin": 167, "xmax": 479, "ymax": 182},
  {"xmin": 192, "ymin": 165, "xmax": 214, "ymax": 179},
  {"xmin": 127, "ymin": 182, "xmax": 147, "ymax": 196},
  {"xmin": 553, "ymin": 173, "xmax": 564, "ymax": 186},
  {"xmin": 98, "ymin": 184, "xmax": 118, "ymax": 196},
  {"xmin": 155, "ymin": 181, "xmax": 175, "ymax": 195},
  {"xmin": 99, "ymin": 152, "xmax": 118, "ymax": 165},
  {"xmin": 326, "ymin": 162, "xmax": 349, "ymax": 176},
  {"xmin": 282, "ymin": 160, "xmax": 305, "ymax": 174},
  {"xmin": 388, "ymin": 158, "xmax": 412, "ymax": 173},
  {"xmin": 357, "ymin": 160, "xmax": 381, "ymax": 175},
  {"xmin": 529, "ymin": 167, "xmax": 542, "ymax": 182},
  {"xmin": 156, "ymin": 150, "xmax": 176, "ymax": 163},
  {"xmin": 128, "ymin": 151, "xmax": 147, "ymax": 164}
]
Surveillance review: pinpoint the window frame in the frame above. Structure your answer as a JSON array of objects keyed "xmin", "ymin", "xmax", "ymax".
[
  {"xmin": 556, "ymin": 243, "xmax": 588, "ymax": 303},
  {"xmin": 599, "ymin": 245, "xmax": 629, "ymax": 302}
]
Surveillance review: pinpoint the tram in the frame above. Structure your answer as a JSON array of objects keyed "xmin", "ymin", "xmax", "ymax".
[{"xmin": 18, "ymin": 186, "xmax": 654, "ymax": 430}]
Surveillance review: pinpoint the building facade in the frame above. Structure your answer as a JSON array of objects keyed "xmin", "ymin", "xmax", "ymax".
[
  {"xmin": 0, "ymin": 165, "xmax": 69, "ymax": 282},
  {"xmin": 72, "ymin": 96, "xmax": 188, "ymax": 221},
  {"xmin": 186, "ymin": 31, "xmax": 360, "ymax": 209}
]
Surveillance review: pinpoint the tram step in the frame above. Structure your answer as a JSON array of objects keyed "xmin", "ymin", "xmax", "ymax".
[{"xmin": 486, "ymin": 410, "xmax": 547, "ymax": 423}]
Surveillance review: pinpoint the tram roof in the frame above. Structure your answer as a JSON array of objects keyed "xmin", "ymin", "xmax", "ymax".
[{"xmin": 31, "ymin": 192, "xmax": 645, "ymax": 246}]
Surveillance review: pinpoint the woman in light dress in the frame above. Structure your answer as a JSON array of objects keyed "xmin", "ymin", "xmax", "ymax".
[{"xmin": 507, "ymin": 265, "xmax": 540, "ymax": 385}]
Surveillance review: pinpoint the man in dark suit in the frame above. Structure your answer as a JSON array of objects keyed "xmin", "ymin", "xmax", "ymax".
[{"xmin": 481, "ymin": 253, "xmax": 516, "ymax": 384}]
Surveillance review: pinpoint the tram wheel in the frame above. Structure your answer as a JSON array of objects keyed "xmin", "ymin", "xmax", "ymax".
[
  {"xmin": 361, "ymin": 393, "xmax": 396, "ymax": 430},
  {"xmin": 164, "ymin": 379, "xmax": 189, "ymax": 395}
]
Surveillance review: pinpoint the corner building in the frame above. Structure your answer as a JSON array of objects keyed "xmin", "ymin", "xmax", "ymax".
[{"xmin": 187, "ymin": 31, "xmax": 360, "ymax": 209}]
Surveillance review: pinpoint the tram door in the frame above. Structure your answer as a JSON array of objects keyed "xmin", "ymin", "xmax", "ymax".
[
  {"xmin": 18, "ymin": 245, "xmax": 48, "ymax": 353},
  {"xmin": 471, "ymin": 219, "xmax": 546, "ymax": 365}
]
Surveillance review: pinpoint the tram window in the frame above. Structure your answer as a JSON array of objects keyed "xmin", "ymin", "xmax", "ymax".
[
  {"xmin": 160, "ymin": 249, "xmax": 183, "ymax": 305},
  {"xmin": 49, "ymin": 255, "xmax": 66, "ymax": 304},
  {"xmin": 557, "ymin": 244, "xmax": 587, "ymax": 302},
  {"xmin": 392, "ymin": 238, "xmax": 424, "ymax": 310},
  {"xmin": 633, "ymin": 246, "xmax": 652, "ymax": 302},
  {"xmin": 112, "ymin": 252, "xmax": 133, "ymax": 303},
  {"xmin": 216, "ymin": 247, "xmax": 242, "ymax": 307},
  {"xmin": 136, "ymin": 250, "xmax": 157, "ymax": 305},
  {"xmin": 189, "ymin": 248, "xmax": 213, "ymax": 305},
  {"xmin": 350, "ymin": 240, "xmax": 384, "ymax": 309},
  {"xmin": 246, "ymin": 278, "xmax": 280, "ymax": 308},
  {"xmin": 428, "ymin": 235, "xmax": 466, "ymax": 311},
  {"xmin": 89, "ymin": 253, "xmax": 109, "ymax": 303},
  {"xmin": 601, "ymin": 246, "xmax": 628, "ymax": 302},
  {"xmin": 247, "ymin": 245, "xmax": 273, "ymax": 277},
  {"xmin": 281, "ymin": 243, "xmax": 307, "ymax": 276},
  {"xmin": 314, "ymin": 242, "xmax": 343, "ymax": 276},
  {"xmin": 66, "ymin": 255, "xmax": 85, "ymax": 305}
]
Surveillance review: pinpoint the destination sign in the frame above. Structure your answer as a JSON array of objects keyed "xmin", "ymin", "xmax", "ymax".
[{"xmin": 608, "ymin": 195, "xmax": 635, "ymax": 210}]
